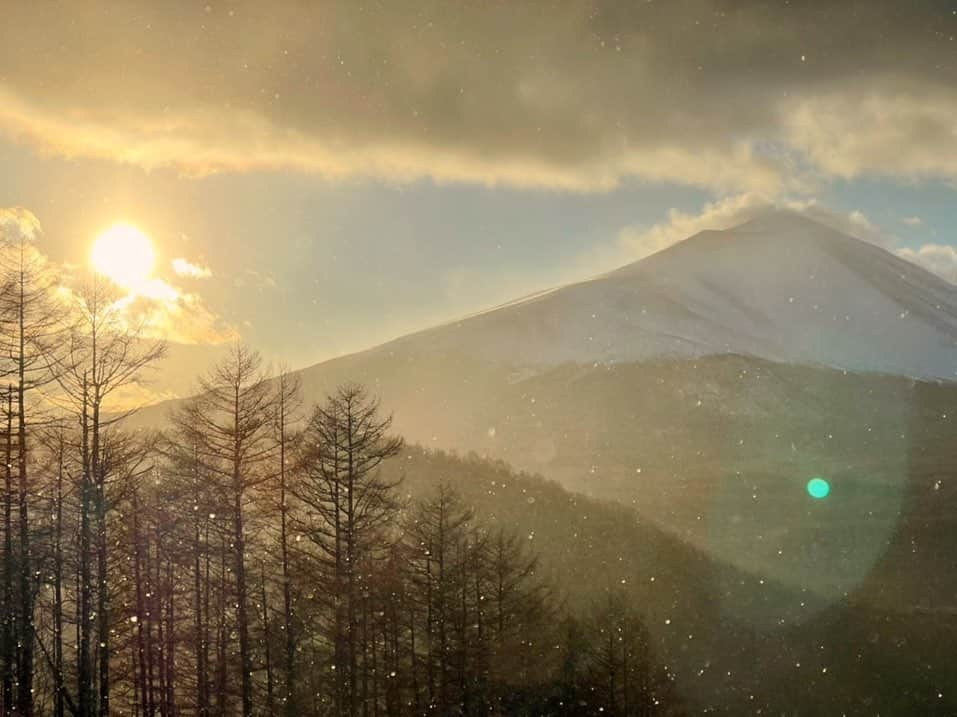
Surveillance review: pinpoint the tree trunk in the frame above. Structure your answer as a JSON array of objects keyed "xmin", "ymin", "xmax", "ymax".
[
  {"xmin": 194, "ymin": 519, "xmax": 208, "ymax": 717},
  {"xmin": 166, "ymin": 557, "xmax": 176, "ymax": 716},
  {"xmin": 77, "ymin": 376, "xmax": 93, "ymax": 717},
  {"xmin": 232, "ymin": 380, "xmax": 254, "ymax": 717},
  {"xmin": 261, "ymin": 565, "xmax": 275, "ymax": 717},
  {"xmin": 16, "ymin": 263, "xmax": 35, "ymax": 717},
  {"xmin": 52, "ymin": 432, "xmax": 65, "ymax": 717},
  {"xmin": 361, "ymin": 595, "xmax": 368, "ymax": 717},
  {"xmin": 2, "ymin": 391, "xmax": 13, "ymax": 716},
  {"xmin": 202, "ymin": 521, "xmax": 212, "ymax": 716},
  {"xmin": 233, "ymin": 489, "xmax": 253, "ymax": 717},
  {"xmin": 90, "ymin": 382, "xmax": 109, "ymax": 717},
  {"xmin": 214, "ymin": 536, "xmax": 228, "ymax": 717},
  {"xmin": 156, "ymin": 544, "xmax": 168, "ymax": 717},
  {"xmin": 279, "ymin": 417, "xmax": 295, "ymax": 717},
  {"xmin": 131, "ymin": 491, "xmax": 153, "ymax": 717}
]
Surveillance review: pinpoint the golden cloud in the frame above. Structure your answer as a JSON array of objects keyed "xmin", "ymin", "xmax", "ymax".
[
  {"xmin": 0, "ymin": 207, "xmax": 42, "ymax": 242},
  {"xmin": 114, "ymin": 286, "xmax": 238, "ymax": 345},
  {"xmin": 172, "ymin": 258, "xmax": 213, "ymax": 279}
]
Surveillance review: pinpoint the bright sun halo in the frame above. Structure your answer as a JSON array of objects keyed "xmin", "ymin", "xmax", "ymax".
[{"xmin": 91, "ymin": 223, "xmax": 156, "ymax": 289}]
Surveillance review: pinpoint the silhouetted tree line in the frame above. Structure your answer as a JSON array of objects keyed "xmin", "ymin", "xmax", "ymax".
[{"xmin": 0, "ymin": 229, "xmax": 682, "ymax": 715}]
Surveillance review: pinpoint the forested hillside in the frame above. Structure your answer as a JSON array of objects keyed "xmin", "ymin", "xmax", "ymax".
[{"xmin": 388, "ymin": 447, "xmax": 957, "ymax": 716}]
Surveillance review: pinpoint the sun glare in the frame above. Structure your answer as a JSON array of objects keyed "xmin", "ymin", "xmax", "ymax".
[{"xmin": 91, "ymin": 222, "xmax": 156, "ymax": 289}]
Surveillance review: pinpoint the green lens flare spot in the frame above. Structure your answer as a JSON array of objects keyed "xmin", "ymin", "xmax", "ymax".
[{"xmin": 806, "ymin": 477, "xmax": 830, "ymax": 500}]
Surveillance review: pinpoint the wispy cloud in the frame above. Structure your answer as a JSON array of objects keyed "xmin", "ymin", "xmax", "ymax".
[
  {"xmin": 113, "ymin": 287, "xmax": 238, "ymax": 345},
  {"xmin": 783, "ymin": 83, "xmax": 957, "ymax": 184},
  {"xmin": 0, "ymin": 207, "xmax": 41, "ymax": 242},
  {"xmin": 172, "ymin": 257, "xmax": 212, "ymax": 279},
  {"xmin": 896, "ymin": 244, "xmax": 957, "ymax": 284},
  {"xmin": 610, "ymin": 195, "xmax": 893, "ymax": 268}
]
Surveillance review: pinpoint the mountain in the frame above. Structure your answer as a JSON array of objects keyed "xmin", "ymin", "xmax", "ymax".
[{"xmin": 373, "ymin": 209, "xmax": 957, "ymax": 379}]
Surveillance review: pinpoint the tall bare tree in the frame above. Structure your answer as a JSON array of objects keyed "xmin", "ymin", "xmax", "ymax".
[
  {"xmin": 34, "ymin": 419, "xmax": 72, "ymax": 717},
  {"xmin": 293, "ymin": 383, "xmax": 402, "ymax": 717},
  {"xmin": 55, "ymin": 277, "xmax": 165, "ymax": 717},
  {"xmin": 271, "ymin": 368, "xmax": 302, "ymax": 716},
  {"xmin": 404, "ymin": 482, "xmax": 474, "ymax": 714},
  {"xmin": 0, "ymin": 209, "xmax": 69, "ymax": 717},
  {"xmin": 169, "ymin": 345, "xmax": 273, "ymax": 717}
]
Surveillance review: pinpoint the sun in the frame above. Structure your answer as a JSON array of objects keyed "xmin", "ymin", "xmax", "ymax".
[{"xmin": 91, "ymin": 222, "xmax": 156, "ymax": 289}]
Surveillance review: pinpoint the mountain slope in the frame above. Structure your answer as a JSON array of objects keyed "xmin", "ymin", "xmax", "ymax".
[
  {"xmin": 394, "ymin": 447, "xmax": 957, "ymax": 716},
  {"xmin": 257, "ymin": 351, "xmax": 949, "ymax": 613},
  {"xmin": 370, "ymin": 210, "xmax": 957, "ymax": 379}
]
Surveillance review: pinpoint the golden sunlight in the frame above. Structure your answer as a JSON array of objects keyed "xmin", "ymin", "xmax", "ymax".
[{"xmin": 91, "ymin": 222, "xmax": 156, "ymax": 289}]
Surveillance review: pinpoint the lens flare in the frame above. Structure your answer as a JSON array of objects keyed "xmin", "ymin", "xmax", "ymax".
[{"xmin": 806, "ymin": 477, "xmax": 830, "ymax": 500}]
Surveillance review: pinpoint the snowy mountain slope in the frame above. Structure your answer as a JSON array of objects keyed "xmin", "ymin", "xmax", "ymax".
[{"xmin": 369, "ymin": 210, "xmax": 957, "ymax": 379}]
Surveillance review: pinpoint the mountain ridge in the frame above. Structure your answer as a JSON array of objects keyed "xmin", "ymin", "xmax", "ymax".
[{"xmin": 343, "ymin": 209, "xmax": 957, "ymax": 380}]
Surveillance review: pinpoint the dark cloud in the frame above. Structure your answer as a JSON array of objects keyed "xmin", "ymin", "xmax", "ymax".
[{"xmin": 0, "ymin": 1, "xmax": 954, "ymax": 190}]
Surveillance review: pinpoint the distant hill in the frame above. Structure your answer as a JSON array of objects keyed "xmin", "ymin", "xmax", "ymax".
[
  {"xmin": 392, "ymin": 447, "xmax": 957, "ymax": 716},
  {"xmin": 135, "ymin": 350, "xmax": 952, "ymax": 609}
]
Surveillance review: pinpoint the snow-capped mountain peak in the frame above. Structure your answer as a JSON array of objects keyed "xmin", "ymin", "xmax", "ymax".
[{"xmin": 375, "ymin": 212, "xmax": 957, "ymax": 379}]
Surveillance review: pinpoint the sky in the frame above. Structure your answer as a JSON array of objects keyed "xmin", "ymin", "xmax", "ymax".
[{"xmin": 1, "ymin": 1, "xmax": 957, "ymax": 393}]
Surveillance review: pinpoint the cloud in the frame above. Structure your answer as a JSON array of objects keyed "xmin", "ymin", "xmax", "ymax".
[
  {"xmin": 58, "ymin": 273, "xmax": 237, "ymax": 346},
  {"xmin": 0, "ymin": 85, "xmax": 784, "ymax": 194},
  {"xmin": 896, "ymin": 244, "xmax": 957, "ymax": 284},
  {"xmin": 115, "ymin": 287, "xmax": 238, "ymax": 345},
  {"xmin": 0, "ymin": 207, "xmax": 41, "ymax": 242},
  {"xmin": 60, "ymin": 273, "xmax": 238, "ymax": 346},
  {"xmin": 92, "ymin": 271, "xmax": 235, "ymax": 345},
  {"xmin": 618, "ymin": 194, "xmax": 773, "ymax": 261},
  {"xmin": 0, "ymin": 2, "xmax": 955, "ymax": 191},
  {"xmin": 902, "ymin": 216, "xmax": 923, "ymax": 227},
  {"xmin": 172, "ymin": 257, "xmax": 213, "ymax": 279},
  {"xmin": 783, "ymin": 83, "xmax": 957, "ymax": 183},
  {"xmin": 614, "ymin": 195, "xmax": 893, "ymax": 266}
]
